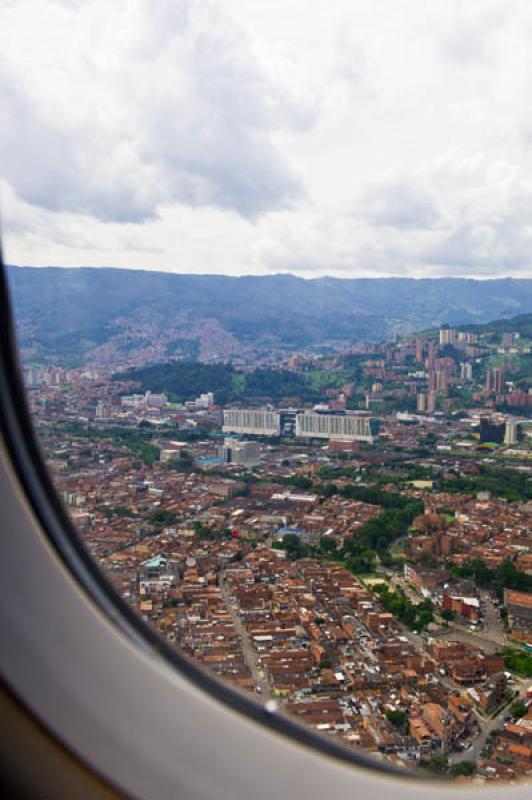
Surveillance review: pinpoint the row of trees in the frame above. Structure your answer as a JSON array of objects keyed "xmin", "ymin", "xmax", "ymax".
[
  {"xmin": 372, "ymin": 583, "xmax": 434, "ymax": 631},
  {"xmin": 441, "ymin": 464, "xmax": 532, "ymax": 502},
  {"xmin": 426, "ymin": 754, "xmax": 476, "ymax": 777},
  {"xmin": 274, "ymin": 482, "xmax": 423, "ymax": 577}
]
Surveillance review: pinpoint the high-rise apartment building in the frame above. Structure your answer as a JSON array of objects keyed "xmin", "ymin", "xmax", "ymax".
[
  {"xmin": 456, "ymin": 331, "xmax": 477, "ymax": 343},
  {"xmin": 507, "ymin": 390, "xmax": 532, "ymax": 408},
  {"xmin": 95, "ymin": 400, "xmax": 110, "ymax": 419},
  {"xmin": 460, "ymin": 362, "xmax": 473, "ymax": 382},
  {"xmin": 415, "ymin": 337, "xmax": 424, "ymax": 363},
  {"xmin": 428, "ymin": 369, "xmax": 448, "ymax": 393},
  {"xmin": 222, "ymin": 438, "xmax": 261, "ymax": 467},
  {"xmin": 416, "ymin": 392, "xmax": 436, "ymax": 413},
  {"xmin": 439, "ymin": 329, "xmax": 456, "ymax": 345},
  {"xmin": 436, "ymin": 369, "xmax": 448, "ymax": 392},
  {"xmin": 485, "ymin": 367, "xmax": 504, "ymax": 394},
  {"xmin": 436, "ymin": 357, "xmax": 456, "ymax": 376},
  {"xmin": 479, "ymin": 416, "xmax": 505, "ymax": 444},
  {"xmin": 426, "ymin": 342, "xmax": 436, "ymax": 371},
  {"xmin": 502, "ymin": 332, "xmax": 515, "ymax": 349},
  {"xmin": 504, "ymin": 419, "xmax": 518, "ymax": 446},
  {"xmin": 196, "ymin": 392, "xmax": 214, "ymax": 409}
]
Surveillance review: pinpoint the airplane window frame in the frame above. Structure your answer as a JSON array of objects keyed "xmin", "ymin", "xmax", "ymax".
[{"xmin": 0, "ymin": 254, "xmax": 529, "ymax": 799}]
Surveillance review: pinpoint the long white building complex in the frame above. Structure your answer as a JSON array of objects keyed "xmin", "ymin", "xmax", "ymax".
[
  {"xmin": 222, "ymin": 409, "xmax": 281, "ymax": 436},
  {"xmin": 295, "ymin": 412, "xmax": 379, "ymax": 442},
  {"xmin": 223, "ymin": 408, "xmax": 379, "ymax": 443}
]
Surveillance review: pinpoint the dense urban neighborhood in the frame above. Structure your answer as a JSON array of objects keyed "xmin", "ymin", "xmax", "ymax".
[{"xmin": 22, "ymin": 318, "xmax": 532, "ymax": 782}]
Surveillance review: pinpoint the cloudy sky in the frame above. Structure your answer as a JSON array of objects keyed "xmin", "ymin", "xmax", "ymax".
[{"xmin": 2, "ymin": 0, "xmax": 532, "ymax": 278}]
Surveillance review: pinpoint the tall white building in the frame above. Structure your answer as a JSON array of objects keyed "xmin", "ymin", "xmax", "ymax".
[
  {"xmin": 95, "ymin": 400, "xmax": 110, "ymax": 419},
  {"xmin": 460, "ymin": 362, "xmax": 473, "ymax": 382},
  {"xmin": 417, "ymin": 393, "xmax": 427, "ymax": 413},
  {"xmin": 121, "ymin": 390, "xmax": 167, "ymax": 408},
  {"xmin": 24, "ymin": 367, "xmax": 38, "ymax": 387},
  {"xmin": 145, "ymin": 390, "xmax": 167, "ymax": 408},
  {"xmin": 223, "ymin": 408, "xmax": 379, "ymax": 443},
  {"xmin": 295, "ymin": 412, "xmax": 379, "ymax": 442},
  {"xmin": 223, "ymin": 409, "xmax": 281, "ymax": 436},
  {"xmin": 504, "ymin": 419, "xmax": 518, "ymax": 446},
  {"xmin": 439, "ymin": 329, "xmax": 456, "ymax": 345},
  {"xmin": 196, "ymin": 392, "xmax": 214, "ymax": 409},
  {"xmin": 222, "ymin": 439, "xmax": 260, "ymax": 467}
]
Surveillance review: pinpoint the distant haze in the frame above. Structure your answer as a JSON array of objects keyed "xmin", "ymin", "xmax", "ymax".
[
  {"xmin": 7, "ymin": 265, "xmax": 532, "ymax": 367},
  {"xmin": 2, "ymin": 1, "xmax": 532, "ymax": 279}
]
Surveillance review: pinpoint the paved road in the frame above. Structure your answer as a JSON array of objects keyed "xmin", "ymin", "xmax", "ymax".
[
  {"xmin": 437, "ymin": 625, "xmax": 502, "ymax": 655},
  {"xmin": 398, "ymin": 627, "xmax": 427, "ymax": 654},
  {"xmin": 382, "ymin": 604, "xmax": 529, "ymax": 767},
  {"xmin": 449, "ymin": 676, "xmax": 531, "ymax": 765},
  {"xmin": 219, "ymin": 574, "xmax": 272, "ymax": 699},
  {"xmin": 449, "ymin": 710, "xmax": 503, "ymax": 765},
  {"xmin": 437, "ymin": 596, "xmax": 507, "ymax": 655},
  {"xmin": 481, "ymin": 593, "xmax": 506, "ymax": 646}
]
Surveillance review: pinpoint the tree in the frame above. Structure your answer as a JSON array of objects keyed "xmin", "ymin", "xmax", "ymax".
[
  {"xmin": 449, "ymin": 761, "xmax": 476, "ymax": 778},
  {"xmin": 148, "ymin": 509, "xmax": 177, "ymax": 527},
  {"xmin": 386, "ymin": 710, "xmax": 408, "ymax": 730},
  {"xmin": 281, "ymin": 533, "xmax": 308, "ymax": 560},
  {"xmin": 320, "ymin": 536, "xmax": 337, "ymax": 555},
  {"xmin": 417, "ymin": 609, "xmax": 433, "ymax": 628},
  {"xmin": 318, "ymin": 483, "xmax": 338, "ymax": 498},
  {"xmin": 426, "ymin": 754, "xmax": 448, "ymax": 773},
  {"xmin": 441, "ymin": 608, "xmax": 454, "ymax": 621},
  {"xmin": 511, "ymin": 702, "xmax": 528, "ymax": 719},
  {"xmin": 282, "ymin": 475, "xmax": 314, "ymax": 491},
  {"xmin": 193, "ymin": 521, "xmax": 220, "ymax": 540}
]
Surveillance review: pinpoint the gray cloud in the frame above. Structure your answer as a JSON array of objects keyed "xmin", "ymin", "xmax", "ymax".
[
  {"xmin": 437, "ymin": 1, "xmax": 512, "ymax": 65},
  {"xmin": 0, "ymin": 0, "xmax": 303, "ymax": 223},
  {"xmin": 424, "ymin": 218, "xmax": 532, "ymax": 276},
  {"xmin": 360, "ymin": 180, "xmax": 441, "ymax": 230}
]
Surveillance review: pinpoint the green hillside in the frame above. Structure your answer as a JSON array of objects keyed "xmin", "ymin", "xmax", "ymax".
[{"xmin": 7, "ymin": 266, "xmax": 532, "ymax": 365}]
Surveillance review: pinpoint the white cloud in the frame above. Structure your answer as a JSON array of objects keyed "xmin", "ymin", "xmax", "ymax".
[
  {"xmin": 359, "ymin": 179, "xmax": 441, "ymax": 230},
  {"xmin": 0, "ymin": 0, "xmax": 303, "ymax": 223},
  {"xmin": 2, "ymin": 0, "xmax": 532, "ymax": 278}
]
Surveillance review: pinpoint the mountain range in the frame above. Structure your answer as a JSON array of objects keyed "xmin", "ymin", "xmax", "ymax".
[{"xmin": 7, "ymin": 266, "xmax": 532, "ymax": 367}]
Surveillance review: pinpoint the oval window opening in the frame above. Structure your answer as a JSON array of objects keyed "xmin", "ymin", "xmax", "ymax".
[{"xmin": 2, "ymin": 0, "xmax": 532, "ymax": 789}]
